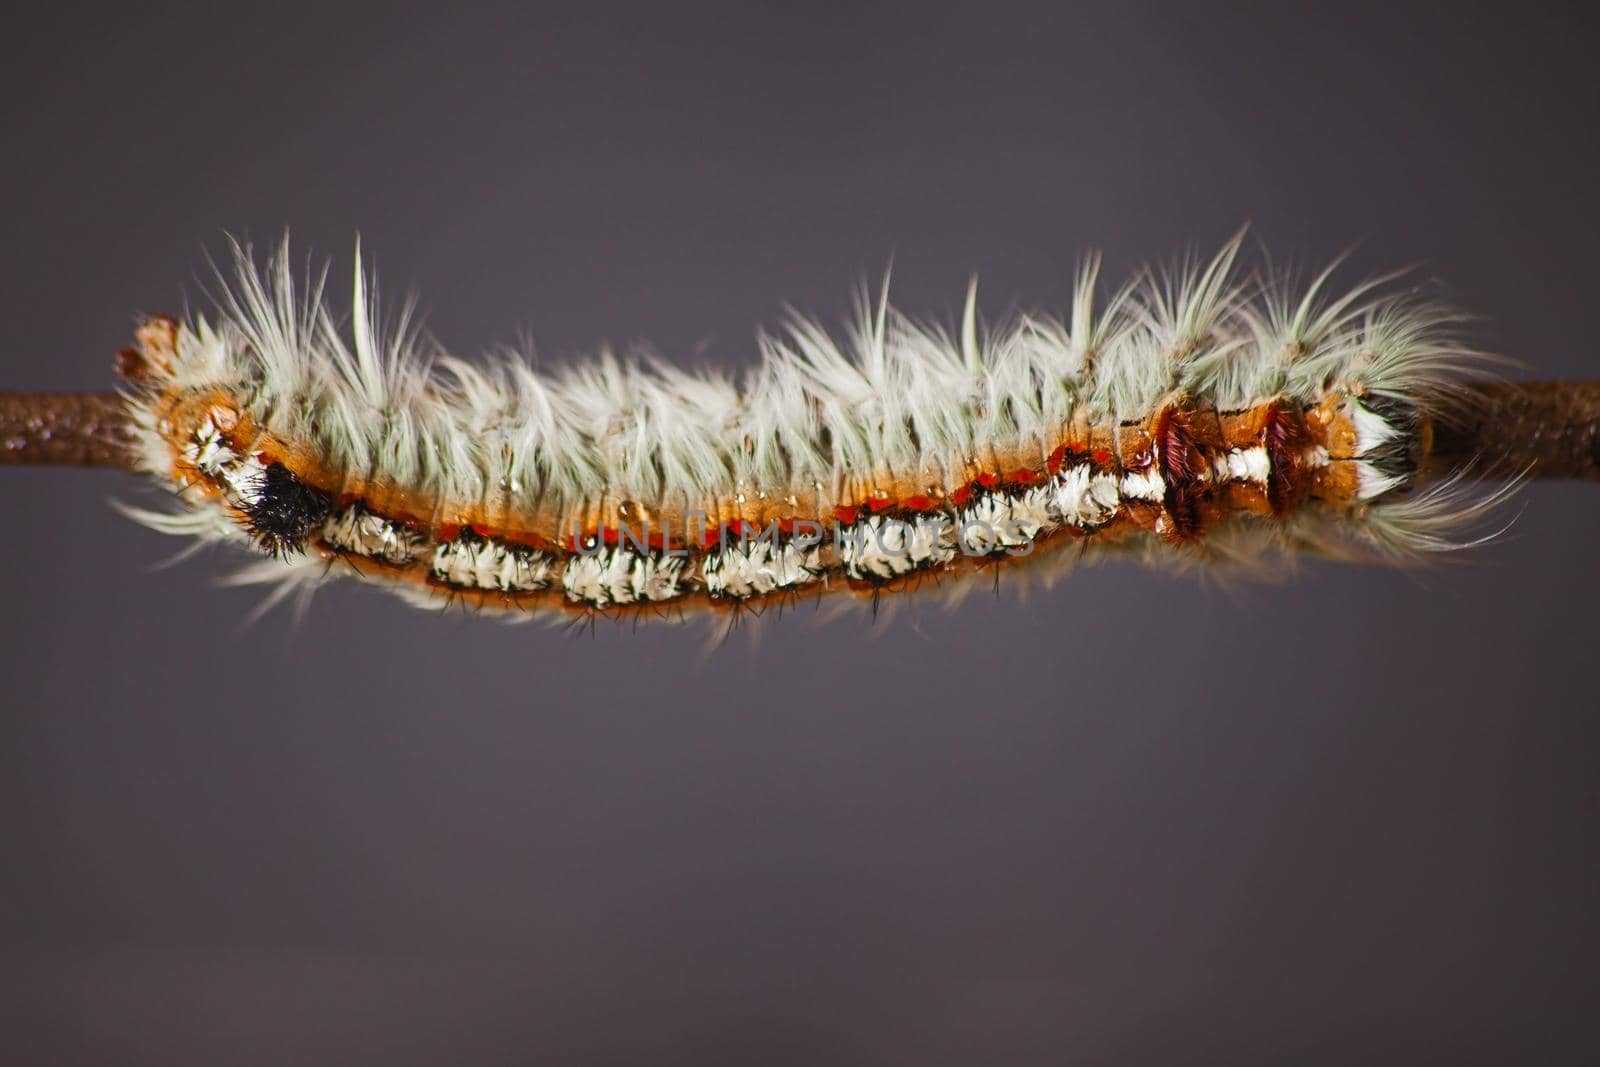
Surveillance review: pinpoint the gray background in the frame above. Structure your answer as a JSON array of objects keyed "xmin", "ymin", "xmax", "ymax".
[{"xmin": 1, "ymin": 4, "xmax": 1594, "ymax": 1063}]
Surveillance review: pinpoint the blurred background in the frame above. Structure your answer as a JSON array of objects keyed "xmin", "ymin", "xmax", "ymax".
[{"xmin": 1, "ymin": 4, "xmax": 1594, "ymax": 1063}]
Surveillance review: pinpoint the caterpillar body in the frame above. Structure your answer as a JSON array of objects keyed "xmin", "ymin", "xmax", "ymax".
[{"xmin": 58, "ymin": 238, "xmax": 1521, "ymax": 621}]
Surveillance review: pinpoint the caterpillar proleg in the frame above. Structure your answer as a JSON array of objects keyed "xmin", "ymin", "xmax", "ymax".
[{"xmin": 2, "ymin": 236, "xmax": 1586, "ymax": 625}]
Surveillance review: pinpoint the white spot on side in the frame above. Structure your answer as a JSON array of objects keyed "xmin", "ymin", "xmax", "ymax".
[
  {"xmin": 185, "ymin": 417, "xmax": 234, "ymax": 474},
  {"xmin": 561, "ymin": 547, "xmax": 683, "ymax": 607},
  {"xmin": 1356, "ymin": 462, "xmax": 1407, "ymax": 501},
  {"xmin": 1009, "ymin": 487, "xmax": 1057, "ymax": 539},
  {"xmin": 842, "ymin": 516, "xmax": 955, "ymax": 580},
  {"xmin": 563, "ymin": 549, "xmax": 628, "ymax": 606},
  {"xmin": 703, "ymin": 540, "xmax": 821, "ymax": 598},
  {"xmin": 956, "ymin": 495, "xmax": 1045, "ymax": 555},
  {"xmin": 1051, "ymin": 464, "xmax": 1121, "ymax": 527},
  {"xmin": 323, "ymin": 506, "xmax": 421, "ymax": 564},
  {"xmin": 220, "ymin": 454, "xmax": 269, "ymax": 508},
  {"xmin": 1352, "ymin": 400, "xmax": 1399, "ymax": 456},
  {"xmin": 183, "ymin": 411, "xmax": 267, "ymax": 507},
  {"xmin": 431, "ymin": 537, "xmax": 552, "ymax": 592},
  {"xmin": 1213, "ymin": 446, "xmax": 1270, "ymax": 486},
  {"xmin": 630, "ymin": 552, "xmax": 685, "ymax": 603},
  {"xmin": 1119, "ymin": 468, "xmax": 1165, "ymax": 502}
]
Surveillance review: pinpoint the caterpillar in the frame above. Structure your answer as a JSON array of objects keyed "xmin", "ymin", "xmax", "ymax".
[{"xmin": 2, "ymin": 235, "xmax": 1590, "ymax": 625}]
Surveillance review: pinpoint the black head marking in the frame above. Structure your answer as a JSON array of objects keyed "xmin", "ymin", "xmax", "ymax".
[{"xmin": 244, "ymin": 462, "xmax": 333, "ymax": 557}]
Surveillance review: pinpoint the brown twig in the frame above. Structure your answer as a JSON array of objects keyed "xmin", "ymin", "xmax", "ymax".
[
  {"xmin": 1430, "ymin": 381, "xmax": 1600, "ymax": 481},
  {"xmin": 0, "ymin": 392, "xmax": 137, "ymax": 469}
]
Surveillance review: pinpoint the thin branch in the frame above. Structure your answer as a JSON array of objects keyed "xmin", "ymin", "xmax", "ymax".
[{"xmin": 0, "ymin": 392, "xmax": 138, "ymax": 469}]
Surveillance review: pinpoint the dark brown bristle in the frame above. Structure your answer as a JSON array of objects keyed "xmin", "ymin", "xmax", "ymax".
[
  {"xmin": 244, "ymin": 462, "xmax": 335, "ymax": 557},
  {"xmin": 1156, "ymin": 404, "xmax": 1204, "ymax": 541},
  {"xmin": 1263, "ymin": 402, "xmax": 1311, "ymax": 515}
]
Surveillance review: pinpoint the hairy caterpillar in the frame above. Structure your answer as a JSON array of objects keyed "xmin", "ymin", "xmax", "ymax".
[{"xmin": 2, "ymin": 235, "xmax": 1588, "ymax": 625}]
